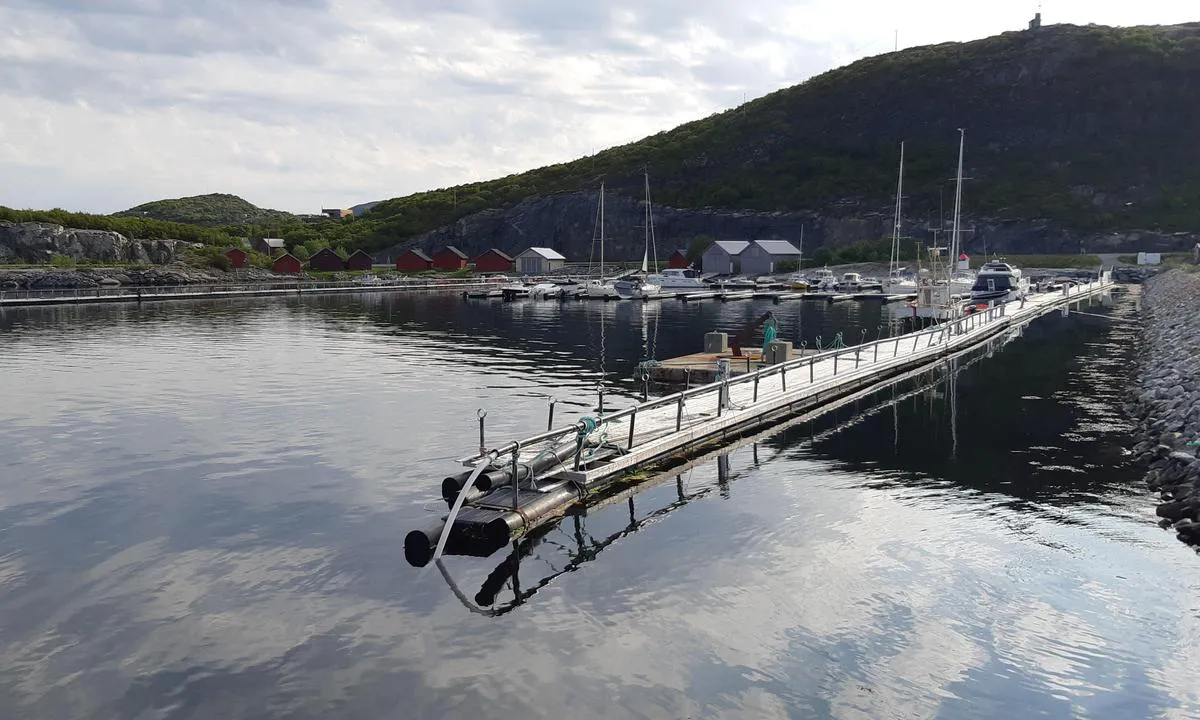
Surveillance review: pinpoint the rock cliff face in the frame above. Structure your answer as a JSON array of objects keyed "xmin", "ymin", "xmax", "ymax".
[
  {"xmin": 0, "ymin": 222, "xmax": 192, "ymax": 265},
  {"xmin": 375, "ymin": 192, "xmax": 1200, "ymax": 263}
]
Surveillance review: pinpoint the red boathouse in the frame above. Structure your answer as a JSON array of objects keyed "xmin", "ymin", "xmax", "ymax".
[
  {"xmin": 272, "ymin": 253, "xmax": 303, "ymax": 274},
  {"xmin": 473, "ymin": 249, "xmax": 514, "ymax": 273},
  {"xmin": 307, "ymin": 247, "xmax": 345, "ymax": 272},
  {"xmin": 345, "ymin": 249, "xmax": 373, "ymax": 271},
  {"xmin": 432, "ymin": 246, "xmax": 469, "ymax": 271},
  {"xmin": 396, "ymin": 248, "xmax": 433, "ymax": 272},
  {"xmin": 224, "ymin": 247, "xmax": 248, "ymax": 269}
]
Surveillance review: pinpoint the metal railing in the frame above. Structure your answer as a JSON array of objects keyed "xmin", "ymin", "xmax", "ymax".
[{"xmin": 466, "ymin": 274, "xmax": 1114, "ymax": 477}]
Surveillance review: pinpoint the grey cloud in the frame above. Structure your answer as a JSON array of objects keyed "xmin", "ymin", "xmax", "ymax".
[{"xmin": 10, "ymin": 0, "xmax": 340, "ymax": 62}]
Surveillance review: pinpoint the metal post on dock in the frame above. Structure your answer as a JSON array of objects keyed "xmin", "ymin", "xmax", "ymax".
[
  {"xmin": 546, "ymin": 397, "xmax": 557, "ymax": 431},
  {"xmin": 833, "ymin": 353, "xmax": 839, "ymax": 375},
  {"xmin": 810, "ymin": 357, "xmax": 814, "ymax": 383},
  {"xmin": 781, "ymin": 365, "xmax": 787, "ymax": 392},
  {"xmin": 676, "ymin": 393, "xmax": 685, "ymax": 431},
  {"xmin": 478, "ymin": 409, "xmax": 487, "ymax": 456},
  {"xmin": 596, "ymin": 382, "xmax": 605, "ymax": 416},
  {"xmin": 628, "ymin": 409, "xmax": 637, "ymax": 449},
  {"xmin": 510, "ymin": 442, "xmax": 521, "ymax": 509},
  {"xmin": 641, "ymin": 373, "xmax": 649, "ymax": 402},
  {"xmin": 753, "ymin": 374, "xmax": 760, "ymax": 402}
]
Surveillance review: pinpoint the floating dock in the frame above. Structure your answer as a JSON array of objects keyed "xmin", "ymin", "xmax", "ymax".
[
  {"xmin": 0, "ymin": 279, "xmax": 496, "ymax": 307},
  {"xmin": 642, "ymin": 347, "xmax": 822, "ymax": 385},
  {"xmin": 406, "ymin": 274, "xmax": 1116, "ymax": 567}
]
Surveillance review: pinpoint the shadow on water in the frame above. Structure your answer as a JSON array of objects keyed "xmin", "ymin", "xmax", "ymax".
[{"xmin": 432, "ymin": 323, "xmax": 1041, "ymax": 616}]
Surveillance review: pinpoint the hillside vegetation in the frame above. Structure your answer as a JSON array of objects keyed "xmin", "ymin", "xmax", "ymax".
[
  {"xmin": 114, "ymin": 193, "xmax": 298, "ymax": 227},
  {"xmin": 16, "ymin": 22, "xmax": 1200, "ymax": 259},
  {"xmin": 344, "ymin": 22, "xmax": 1200, "ymax": 252}
]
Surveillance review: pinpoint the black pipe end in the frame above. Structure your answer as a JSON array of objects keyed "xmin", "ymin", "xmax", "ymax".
[{"xmin": 404, "ymin": 529, "xmax": 436, "ymax": 567}]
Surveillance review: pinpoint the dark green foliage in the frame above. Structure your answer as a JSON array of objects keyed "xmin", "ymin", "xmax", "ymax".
[
  {"xmin": 338, "ymin": 22, "xmax": 1200, "ymax": 252},
  {"xmin": 686, "ymin": 235, "xmax": 717, "ymax": 263},
  {"xmin": 182, "ymin": 245, "xmax": 233, "ymax": 271},
  {"xmin": 0, "ymin": 206, "xmax": 231, "ymax": 245},
  {"xmin": 115, "ymin": 193, "xmax": 296, "ymax": 227}
]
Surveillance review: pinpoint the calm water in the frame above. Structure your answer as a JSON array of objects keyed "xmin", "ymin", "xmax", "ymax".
[{"xmin": 0, "ymin": 291, "xmax": 1197, "ymax": 719}]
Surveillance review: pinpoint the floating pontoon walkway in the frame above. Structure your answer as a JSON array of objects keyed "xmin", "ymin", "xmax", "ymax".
[
  {"xmin": 0, "ymin": 279, "xmax": 495, "ymax": 307},
  {"xmin": 405, "ymin": 274, "xmax": 1116, "ymax": 566}
]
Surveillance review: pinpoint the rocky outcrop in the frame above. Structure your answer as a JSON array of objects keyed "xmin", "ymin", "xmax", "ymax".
[
  {"xmin": 373, "ymin": 192, "xmax": 1200, "ymax": 264},
  {"xmin": 1129, "ymin": 270, "xmax": 1200, "ymax": 545},
  {"xmin": 0, "ymin": 265, "xmax": 282, "ymax": 290},
  {"xmin": 0, "ymin": 222, "xmax": 194, "ymax": 265}
]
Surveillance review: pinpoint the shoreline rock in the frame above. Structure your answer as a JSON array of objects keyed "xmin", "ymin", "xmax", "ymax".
[
  {"xmin": 0, "ymin": 265, "xmax": 287, "ymax": 290},
  {"xmin": 1129, "ymin": 269, "xmax": 1200, "ymax": 546},
  {"xmin": 0, "ymin": 221, "xmax": 196, "ymax": 265}
]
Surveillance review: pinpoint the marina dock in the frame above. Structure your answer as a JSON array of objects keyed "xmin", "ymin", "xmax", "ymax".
[
  {"xmin": 0, "ymin": 278, "xmax": 495, "ymax": 307},
  {"xmin": 405, "ymin": 273, "xmax": 1116, "ymax": 566}
]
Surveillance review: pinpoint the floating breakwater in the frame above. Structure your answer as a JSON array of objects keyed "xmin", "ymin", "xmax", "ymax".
[{"xmin": 1130, "ymin": 269, "xmax": 1200, "ymax": 545}]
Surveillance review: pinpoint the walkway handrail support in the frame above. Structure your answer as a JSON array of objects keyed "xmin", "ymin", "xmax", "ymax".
[{"xmin": 463, "ymin": 278, "xmax": 1115, "ymax": 467}]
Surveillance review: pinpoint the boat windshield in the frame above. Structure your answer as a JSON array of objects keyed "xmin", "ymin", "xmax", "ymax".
[{"xmin": 971, "ymin": 275, "xmax": 1013, "ymax": 292}]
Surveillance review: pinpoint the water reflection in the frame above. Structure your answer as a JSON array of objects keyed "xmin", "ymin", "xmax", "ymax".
[{"xmin": 2, "ymin": 289, "xmax": 1198, "ymax": 719}]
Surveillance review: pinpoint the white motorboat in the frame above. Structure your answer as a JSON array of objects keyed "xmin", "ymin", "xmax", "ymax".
[
  {"xmin": 834, "ymin": 272, "xmax": 882, "ymax": 292},
  {"xmin": 969, "ymin": 261, "xmax": 1029, "ymax": 304},
  {"xmin": 883, "ymin": 268, "xmax": 917, "ymax": 294},
  {"xmin": 647, "ymin": 267, "xmax": 706, "ymax": 290},
  {"xmin": 786, "ymin": 272, "xmax": 810, "ymax": 291},
  {"xmin": 529, "ymin": 282, "xmax": 562, "ymax": 299},
  {"xmin": 810, "ymin": 267, "xmax": 838, "ymax": 291},
  {"xmin": 614, "ymin": 278, "xmax": 661, "ymax": 299}
]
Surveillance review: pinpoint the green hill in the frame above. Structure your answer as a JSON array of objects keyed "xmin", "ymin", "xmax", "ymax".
[
  {"xmin": 114, "ymin": 193, "xmax": 297, "ymax": 227},
  {"xmin": 342, "ymin": 21, "xmax": 1200, "ymax": 253}
]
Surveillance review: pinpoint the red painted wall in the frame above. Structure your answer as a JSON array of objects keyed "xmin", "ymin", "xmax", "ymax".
[
  {"xmin": 224, "ymin": 248, "xmax": 248, "ymax": 269},
  {"xmin": 668, "ymin": 251, "xmax": 690, "ymax": 269},
  {"xmin": 473, "ymin": 250, "xmax": 513, "ymax": 273},
  {"xmin": 272, "ymin": 254, "xmax": 303, "ymax": 274},
  {"xmin": 396, "ymin": 251, "xmax": 432, "ymax": 272},
  {"xmin": 431, "ymin": 249, "xmax": 468, "ymax": 271}
]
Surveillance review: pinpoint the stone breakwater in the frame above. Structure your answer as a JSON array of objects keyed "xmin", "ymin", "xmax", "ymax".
[
  {"xmin": 1129, "ymin": 269, "xmax": 1200, "ymax": 545},
  {"xmin": 0, "ymin": 266, "xmax": 282, "ymax": 290}
]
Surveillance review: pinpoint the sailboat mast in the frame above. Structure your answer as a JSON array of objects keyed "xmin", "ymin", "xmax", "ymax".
[
  {"xmin": 949, "ymin": 129, "xmax": 965, "ymax": 285},
  {"xmin": 799, "ymin": 226, "xmax": 804, "ymax": 270},
  {"xmin": 599, "ymin": 183, "xmax": 606, "ymax": 279},
  {"xmin": 645, "ymin": 171, "xmax": 658, "ymax": 272},
  {"xmin": 892, "ymin": 141, "xmax": 905, "ymax": 275}
]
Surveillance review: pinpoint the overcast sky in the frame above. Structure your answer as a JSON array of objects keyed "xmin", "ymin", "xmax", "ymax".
[{"xmin": 0, "ymin": 1, "xmax": 1195, "ymax": 214}]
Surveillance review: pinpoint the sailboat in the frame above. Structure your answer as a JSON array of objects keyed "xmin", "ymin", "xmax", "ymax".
[
  {"xmin": 945, "ymin": 130, "xmax": 976, "ymax": 295},
  {"xmin": 615, "ymin": 173, "xmax": 663, "ymax": 299},
  {"xmin": 883, "ymin": 142, "xmax": 917, "ymax": 295},
  {"xmin": 910, "ymin": 129, "xmax": 974, "ymax": 318},
  {"xmin": 584, "ymin": 184, "xmax": 619, "ymax": 299}
]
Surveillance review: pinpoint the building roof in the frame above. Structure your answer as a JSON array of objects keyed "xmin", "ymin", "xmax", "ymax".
[
  {"xmin": 224, "ymin": 246, "xmax": 247, "ymax": 254},
  {"xmin": 261, "ymin": 237, "xmax": 286, "ymax": 248},
  {"xmin": 311, "ymin": 247, "xmax": 340, "ymax": 257},
  {"xmin": 518, "ymin": 247, "xmax": 566, "ymax": 260},
  {"xmin": 477, "ymin": 248, "xmax": 514, "ymax": 261},
  {"xmin": 752, "ymin": 240, "xmax": 801, "ymax": 255},
  {"xmin": 710, "ymin": 241, "xmax": 750, "ymax": 256},
  {"xmin": 437, "ymin": 246, "xmax": 468, "ymax": 258},
  {"xmin": 272, "ymin": 252, "xmax": 299, "ymax": 263},
  {"xmin": 403, "ymin": 248, "xmax": 433, "ymax": 262},
  {"xmin": 347, "ymin": 249, "xmax": 372, "ymax": 258},
  {"xmin": 668, "ymin": 248, "xmax": 688, "ymax": 256}
]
